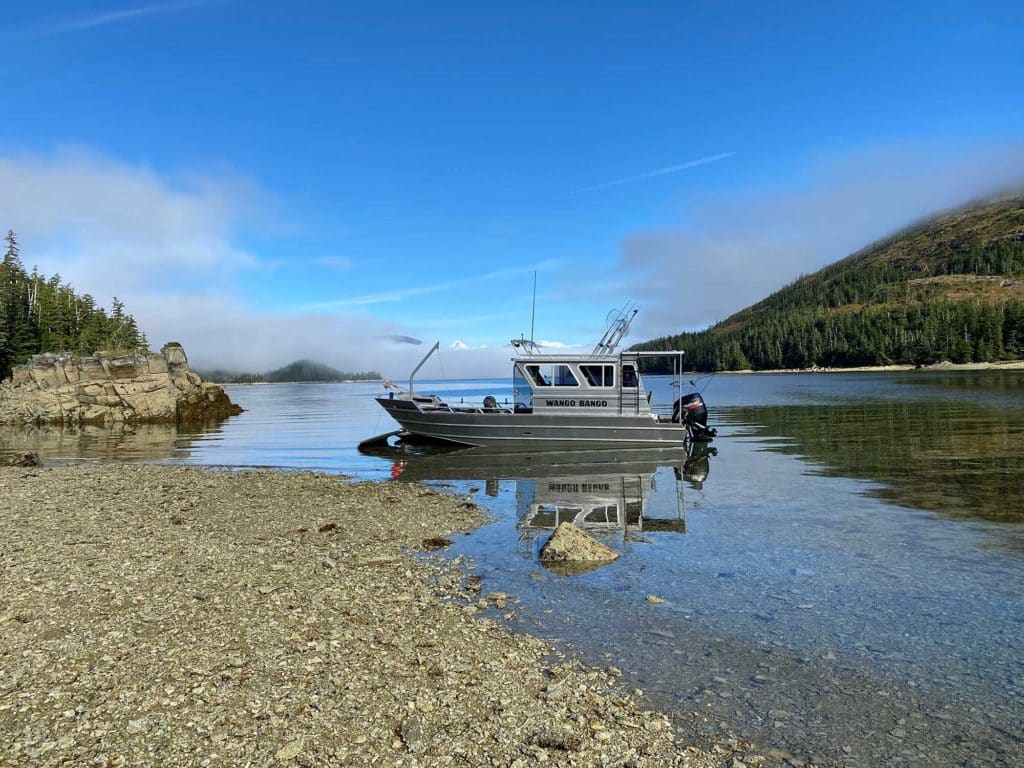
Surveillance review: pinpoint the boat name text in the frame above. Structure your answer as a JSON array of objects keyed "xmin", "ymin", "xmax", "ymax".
[{"xmin": 543, "ymin": 399, "xmax": 609, "ymax": 408}]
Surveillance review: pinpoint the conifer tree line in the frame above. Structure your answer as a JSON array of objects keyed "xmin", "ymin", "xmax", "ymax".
[
  {"xmin": 0, "ymin": 230, "xmax": 147, "ymax": 380},
  {"xmin": 635, "ymin": 204, "xmax": 1024, "ymax": 371}
]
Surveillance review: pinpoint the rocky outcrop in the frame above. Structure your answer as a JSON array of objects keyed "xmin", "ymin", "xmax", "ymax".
[
  {"xmin": 538, "ymin": 522, "xmax": 620, "ymax": 575},
  {"xmin": 0, "ymin": 343, "xmax": 243, "ymax": 426}
]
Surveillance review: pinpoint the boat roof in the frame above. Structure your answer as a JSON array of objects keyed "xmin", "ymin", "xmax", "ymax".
[
  {"xmin": 509, "ymin": 304, "xmax": 685, "ymax": 363},
  {"xmin": 510, "ymin": 348, "xmax": 686, "ymax": 363}
]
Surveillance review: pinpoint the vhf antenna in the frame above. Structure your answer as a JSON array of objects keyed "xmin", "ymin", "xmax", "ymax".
[{"xmin": 530, "ymin": 270, "xmax": 537, "ymax": 344}]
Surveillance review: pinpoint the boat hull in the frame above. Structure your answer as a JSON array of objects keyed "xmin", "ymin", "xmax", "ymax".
[{"xmin": 376, "ymin": 397, "xmax": 690, "ymax": 447}]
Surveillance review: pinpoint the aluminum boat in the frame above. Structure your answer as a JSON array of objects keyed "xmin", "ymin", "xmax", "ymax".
[{"xmin": 367, "ymin": 305, "xmax": 716, "ymax": 449}]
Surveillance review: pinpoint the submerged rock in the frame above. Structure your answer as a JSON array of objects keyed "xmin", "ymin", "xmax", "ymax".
[
  {"xmin": 0, "ymin": 450, "xmax": 42, "ymax": 467},
  {"xmin": 539, "ymin": 522, "xmax": 620, "ymax": 575},
  {"xmin": 0, "ymin": 343, "xmax": 242, "ymax": 427}
]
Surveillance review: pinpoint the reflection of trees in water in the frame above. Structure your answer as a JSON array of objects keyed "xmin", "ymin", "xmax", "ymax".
[
  {"xmin": 900, "ymin": 370, "xmax": 1024, "ymax": 393},
  {"xmin": 0, "ymin": 423, "xmax": 214, "ymax": 462},
  {"xmin": 728, "ymin": 401, "xmax": 1024, "ymax": 523}
]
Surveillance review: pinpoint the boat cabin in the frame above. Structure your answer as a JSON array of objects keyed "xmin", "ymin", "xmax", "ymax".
[{"xmin": 509, "ymin": 346, "xmax": 653, "ymax": 416}]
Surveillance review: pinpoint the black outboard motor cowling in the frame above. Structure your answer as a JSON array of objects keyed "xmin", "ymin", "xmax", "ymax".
[{"xmin": 673, "ymin": 392, "xmax": 717, "ymax": 441}]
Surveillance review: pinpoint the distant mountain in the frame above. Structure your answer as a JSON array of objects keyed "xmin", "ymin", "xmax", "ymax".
[
  {"xmin": 634, "ymin": 196, "xmax": 1024, "ymax": 370},
  {"xmin": 198, "ymin": 360, "xmax": 381, "ymax": 384}
]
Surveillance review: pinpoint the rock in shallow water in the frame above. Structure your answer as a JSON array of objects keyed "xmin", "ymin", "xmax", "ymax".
[{"xmin": 539, "ymin": 522, "xmax": 620, "ymax": 575}]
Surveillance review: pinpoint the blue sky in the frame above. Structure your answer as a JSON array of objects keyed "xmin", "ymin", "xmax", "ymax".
[{"xmin": 1, "ymin": 1, "xmax": 1022, "ymax": 374}]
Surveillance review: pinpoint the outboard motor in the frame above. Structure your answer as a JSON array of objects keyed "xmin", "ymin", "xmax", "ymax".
[{"xmin": 673, "ymin": 392, "xmax": 717, "ymax": 441}]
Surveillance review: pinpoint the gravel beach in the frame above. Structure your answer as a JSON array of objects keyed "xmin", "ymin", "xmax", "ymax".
[{"xmin": 0, "ymin": 465, "xmax": 718, "ymax": 767}]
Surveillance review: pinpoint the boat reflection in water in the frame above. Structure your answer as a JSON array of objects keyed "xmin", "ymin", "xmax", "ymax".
[{"xmin": 361, "ymin": 439, "xmax": 715, "ymax": 565}]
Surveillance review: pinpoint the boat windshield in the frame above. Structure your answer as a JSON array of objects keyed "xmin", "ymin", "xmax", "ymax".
[
  {"xmin": 525, "ymin": 363, "xmax": 579, "ymax": 387},
  {"xmin": 513, "ymin": 365, "xmax": 532, "ymax": 410}
]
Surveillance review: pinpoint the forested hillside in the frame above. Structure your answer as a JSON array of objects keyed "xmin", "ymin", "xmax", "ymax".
[
  {"xmin": 265, "ymin": 360, "xmax": 380, "ymax": 382},
  {"xmin": 197, "ymin": 360, "xmax": 381, "ymax": 383},
  {"xmin": 634, "ymin": 197, "xmax": 1024, "ymax": 370},
  {"xmin": 0, "ymin": 231, "xmax": 147, "ymax": 380}
]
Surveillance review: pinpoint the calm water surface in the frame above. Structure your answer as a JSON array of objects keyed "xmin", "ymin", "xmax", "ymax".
[{"xmin": 2, "ymin": 372, "xmax": 1023, "ymax": 767}]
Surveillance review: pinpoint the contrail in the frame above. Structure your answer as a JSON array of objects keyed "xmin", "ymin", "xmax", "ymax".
[
  {"xmin": 304, "ymin": 260, "xmax": 560, "ymax": 311},
  {"xmin": 574, "ymin": 151, "xmax": 736, "ymax": 193},
  {"xmin": 35, "ymin": 0, "xmax": 215, "ymax": 36}
]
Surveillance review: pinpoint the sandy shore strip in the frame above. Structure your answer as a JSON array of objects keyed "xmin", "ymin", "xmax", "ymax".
[{"xmin": 0, "ymin": 465, "xmax": 723, "ymax": 767}]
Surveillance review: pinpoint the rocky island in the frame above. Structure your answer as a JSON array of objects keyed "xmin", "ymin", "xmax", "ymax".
[{"xmin": 0, "ymin": 343, "xmax": 241, "ymax": 427}]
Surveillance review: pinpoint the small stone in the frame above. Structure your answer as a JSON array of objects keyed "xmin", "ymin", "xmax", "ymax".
[
  {"xmin": 646, "ymin": 594, "xmax": 666, "ymax": 605},
  {"xmin": 400, "ymin": 714, "xmax": 426, "ymax": 752},
  {"xmin": 422, "ymin": 536, "xmax": 453, "ymax": 550},
  {"xmin": 276, "ymin": 740, "xmax": 303, "ymax": 760}
]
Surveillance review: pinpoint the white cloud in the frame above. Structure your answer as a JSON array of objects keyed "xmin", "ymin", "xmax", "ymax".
[
  {"xmin": 0, "ymin": 147, "xmax": 263, "ymax": 296},
  {"xmin": 0, "ymin": 147, "xmax": 521, "ymax": 379},
  {"xmin": 620, "ymin": 140, "xmax": 1024, "ymax": 339},
  {"xmin": 450, "ymin": 340, "xmax": 469, "ymax": 350},
  {"xmin": 0, "ymin": 150, "xmax": 413, "ymax": 375}
]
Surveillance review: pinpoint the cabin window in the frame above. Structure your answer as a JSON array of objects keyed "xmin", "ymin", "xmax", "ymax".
[
  {"xmin": 554, "ymin": 365, "xmax": 579, "ymax": 386},
  {"xmin": 525, "ymin": 364, "xmax": 579, "ymax": 387},
  {"xmin": 622, "ymin": 364, "xmax": 638, "ymax": 388},
  {"xmin": 580, "ymin": 364, "xmax": 614, "ymax": 387}
]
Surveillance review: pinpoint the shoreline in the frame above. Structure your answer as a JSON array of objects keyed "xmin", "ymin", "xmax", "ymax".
[
  {"xmin": 0, "ymin": 464, "xmax": 721, "ymax": 767},
  {"xmin": 710, "ymin": 360, "xmax": 1024, "ymax": 375},
  {"xmin": 208, "ymin": 379, "xmax": 385, "ymax": 386}
]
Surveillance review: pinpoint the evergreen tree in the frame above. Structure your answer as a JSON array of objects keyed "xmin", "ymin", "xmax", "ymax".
[{"xmin": 0, "ymin": 231, "xmax": 148, "ymax": 380}]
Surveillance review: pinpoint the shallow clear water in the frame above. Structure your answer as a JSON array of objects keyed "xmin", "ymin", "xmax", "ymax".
[{"xmin": 2, "ymin": 372, "xmax": 1023, "ymax": 767}]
